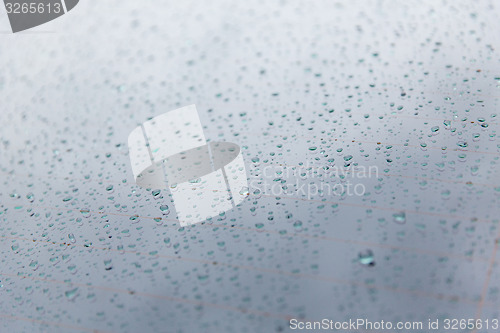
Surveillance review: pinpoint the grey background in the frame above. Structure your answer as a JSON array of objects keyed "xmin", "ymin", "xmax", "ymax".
[{"xmin": 0, "ymin": 0, "xmax": 499, "ymax": 332}]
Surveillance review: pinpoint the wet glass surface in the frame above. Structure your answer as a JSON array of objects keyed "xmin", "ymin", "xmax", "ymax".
[{"xmin": 0, "ymin": 1, "xmax": 499, "ymax": 332}]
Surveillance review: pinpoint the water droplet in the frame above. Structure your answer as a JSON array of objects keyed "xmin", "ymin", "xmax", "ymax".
[
  {"xmin": 65, "ymin": 288, "xmax": 79, "ymax": 301},
  {"xmin": 358, "ymin": 249, "xmax": 375, "ymax": 266},
  {"xmin": 104, "ymin": 259, "xmax": 113, "ymax": 271},
  {"xmin": 239, "ymin": 187, "xmax": 250, "ymax": 196},
  {"xmin": 393, "ymin": 212, "xmax": 406, "ymax": 224},
  {"xmin": 80, "ymin": 209, "xmax": 91, "ymax": 217}
]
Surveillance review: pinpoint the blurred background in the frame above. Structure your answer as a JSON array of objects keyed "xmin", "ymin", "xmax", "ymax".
[{"xmin": 0, "ymin": 0, "xmax": 499, "ymax": 332}]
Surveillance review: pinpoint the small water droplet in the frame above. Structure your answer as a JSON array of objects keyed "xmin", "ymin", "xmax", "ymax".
[
  {"xmin": 358, "ymin": 249, "xmax": 375, "ymax": 266},
  {"xmin": 393, "ymin": 212, "xmax": 406, "ymax": 224}
]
